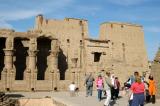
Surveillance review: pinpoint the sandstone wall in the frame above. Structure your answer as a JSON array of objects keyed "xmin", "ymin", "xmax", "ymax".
[
  {"xmin": 151, "ymin": 48, "xmax": 160, "ymax": 98},
  {"xmin": 35, "ymin": 15, "xmax": 89, "ymax": 67},
  {"xmin": 0, "ymin": 15, "xmax": 149, "ymax": 91},
  {"xmin": 99, "ymin": 22, "xmax": 149, "ymax": 82}
]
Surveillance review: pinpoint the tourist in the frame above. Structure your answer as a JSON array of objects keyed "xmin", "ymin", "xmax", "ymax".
[
  {"xmin": 104, "ymin": 72, "xmax": 113, "ymax": 106},
  {"xmin": 84, "ymin": 72, "xmax": 94, "ymax": 97},
  {"xmin": 130, "ymin": 76, "xmax": 145, "ymax": 106},
  {"xmin": 114, "ymin": 77, "xmax": 120, "ymax": 99},
  {"xmin": 69, "ymin": 82, "xmax": 76, "ymax": 97},
  {"xmin": 141, "ymin": 71, "xmax": 150, "ymax": 103},
  {"xmin": 148, "ymin": 74, "xmax": 156, "ymax": 104},
  {"xmin": 125, "ymin": 71, "xmax": 139, "ymax": 88},
  {"xmin": 96, "ymin": 74, "xmax": 104, "ymax": 101},
  {"xmin": 141, "ymin": 72, "xmax": 146, "ymax": 82},
  {"xmin": 110, "ymin": 73, "xmax": 115, "ymax": 100},
  {"xmin": 97, "ymin": 69, "xmax": 107, "ymax": 96}
]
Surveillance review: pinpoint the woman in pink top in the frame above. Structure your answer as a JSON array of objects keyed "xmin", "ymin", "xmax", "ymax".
[
  {"xmin": 96, "ymin": 74, "xmax": 104, "ymax": 101},
  {"xmin": 131, "ymin": 76, "xmax": 145, "ymax": 106}
]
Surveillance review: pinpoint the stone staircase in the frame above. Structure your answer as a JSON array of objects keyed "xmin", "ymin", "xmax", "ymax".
[{"xmin": 0, "ymin": 92, "xmax": 19, "ymax": 106}]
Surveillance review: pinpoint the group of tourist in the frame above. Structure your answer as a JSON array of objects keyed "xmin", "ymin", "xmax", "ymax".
[
  {"xmin": 68, "ymin": 70, "xmax": 156, "ymax": 106},
  {"xmin": 85, "ymin": 70, "xmax": 120, "ymax": 106},
  {"xmin": 125, "ymin": 71, "xmax": 156, "ymax": 106}
]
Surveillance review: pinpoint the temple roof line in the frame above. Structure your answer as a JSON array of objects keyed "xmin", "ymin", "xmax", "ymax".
[
  {"xmin": 0, "ymin": 29, "xmax": 58, "ymax": 40},
  {"xmin": 101, "ymin": 21, "xmax": 142, "ymax": 27}
]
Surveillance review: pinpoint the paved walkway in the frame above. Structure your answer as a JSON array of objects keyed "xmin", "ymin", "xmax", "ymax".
[{"xmin": 6, "ymin": 91, "xmax": 160, "ymax": 106}]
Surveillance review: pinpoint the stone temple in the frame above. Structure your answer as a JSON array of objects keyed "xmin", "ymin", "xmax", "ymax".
[{"xmin": 0, "ymin": 15, "xmax": 149, "ymax": 91}]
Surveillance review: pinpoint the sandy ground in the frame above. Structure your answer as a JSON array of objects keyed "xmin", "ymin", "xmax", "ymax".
[{"xmin": 6, "ymin": 91, "xmax": 160, "ymax": 106}]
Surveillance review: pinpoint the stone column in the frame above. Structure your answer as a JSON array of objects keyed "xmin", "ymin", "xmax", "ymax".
[
  {"xmin": 2, "ymin": 49, "xmax": 14, "ymax": 91},
  {"xmin": 46, "ymin": 51, "xmax": 58, "ymax": 76},
  {"xmin": 24, "ymin": 38, "xmax": 37, "ymax": 91},
  {"xmin": 3, "ymin": 49, "xmax": 14, "ymax": 70},
  {"xmin": 28, "ymin": 50, "xmax": 37, "ymax": 70},
  {"xmin": 70, "ymin": 58, "xmax": 79, "ymax": 85},
  {"xmin": 25, "ymin": 50, "xmax": 38, "ymax": 91},
  {"xmin": 52, "ymin": 40, "xmax": 59, "ymax": 90},
  {"xmin": 1, "ymin": 37, "xmax": 14, "ymax": 91},
  {"xmin": 50, "ymin": 51, "xmax": 59, "ymax": 90},
  {"xmin": 45, "ymin": 39, "xmax": 59, "ymax": 90}
]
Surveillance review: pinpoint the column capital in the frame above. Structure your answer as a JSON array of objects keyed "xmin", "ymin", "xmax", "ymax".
[
  {"xmin": 3, "ymin": 49, "xmax": 14, "ymax": 70},
  {"xmin": 6, "ymin": 37, "xmax": 14, "ymax": 50},
  {"xmin": 3, "ymin": 49, "xmax": 14, "ymax": 56},
  {"xmin": 49, "ymin": 50, "xmax": 58, "ymax": 57},
  {"xmin": 28, "ymin": 50, "xmax": 38, "ymax": 56}
]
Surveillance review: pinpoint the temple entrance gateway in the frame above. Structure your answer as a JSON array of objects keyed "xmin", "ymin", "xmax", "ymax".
[
  {"xmin": 0, "ymin": 38, "xmax": 6, "ymax": 80},
  {"xmin": 37, "ymin": 38, "xmax": 51, "ymax": 80}
]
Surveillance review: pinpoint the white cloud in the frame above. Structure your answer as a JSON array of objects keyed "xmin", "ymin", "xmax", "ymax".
[
  {"xmin": 107, "ymin": 0, "xmax": 150, "ymax": 6},
  {"xmin": 0, "ymin": 10, "xmax": 42, "ymax": 21},
  {"xmin": 145, "ymin": 26, "xmax": 160, "ymax": 33},
  {"xmin": 0, "ymin": 0, "xmax": 73, "ymax": 29},
  {"xmin": 0, "ymin": 20, "xmax": 13, "ymax": 29}
]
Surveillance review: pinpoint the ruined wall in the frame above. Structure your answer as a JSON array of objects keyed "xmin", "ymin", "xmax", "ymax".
[{"xmin": 99, "ymin": 22, "xmax": 149, "ymax": 81}]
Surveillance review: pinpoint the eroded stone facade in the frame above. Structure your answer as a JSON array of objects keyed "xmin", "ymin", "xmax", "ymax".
[
  {"xmin": 151, "ymin": 48, "xmax": 160, "ymax": 97},
  {"xmin": 0, "ymin": 15, "xmax": 149, "ymax": 91}
]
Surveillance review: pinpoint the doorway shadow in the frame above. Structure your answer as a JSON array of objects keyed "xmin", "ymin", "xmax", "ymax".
[{"xmin": 58, "ymin": 48, "xmax": 68, "ymax": 80}]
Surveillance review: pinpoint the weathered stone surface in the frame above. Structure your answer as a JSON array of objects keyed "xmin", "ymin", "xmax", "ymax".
[
  {"xmin": 0, "ymin": 15, "xmax": 149, "ymax": 91},
  {"xmin": 151, "ymin": 48, "xmax": 160, "ymax": 98}
]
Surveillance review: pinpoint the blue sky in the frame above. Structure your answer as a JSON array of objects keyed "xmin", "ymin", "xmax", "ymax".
[{"xmin": 0, "ymin": 0, "xmax": 160, "ymax": 61}]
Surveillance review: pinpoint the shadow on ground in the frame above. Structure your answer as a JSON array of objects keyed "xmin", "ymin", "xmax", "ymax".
[{"xmin": 6, "ymin": 94, "xmax": 24, "ymax": 98}]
